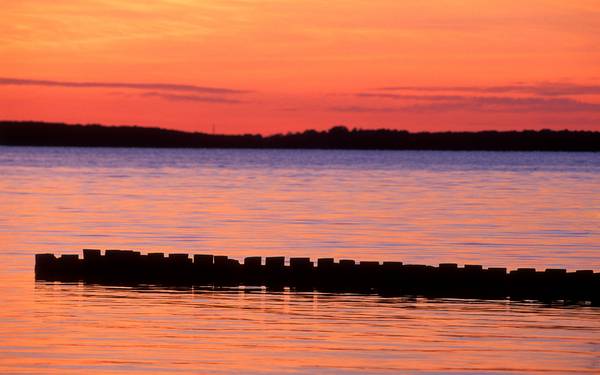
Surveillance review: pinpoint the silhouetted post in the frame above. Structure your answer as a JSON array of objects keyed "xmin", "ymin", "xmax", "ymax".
[
  {"xmin": 227, "ymin": 258, "xmax": 241, "ymax": 285},
  {"xmin": 462, "ymin": 265, "xmax": 484, "ymax": 297},
  {"xmin": 401, "ymin": 264, "xmax": 428, "ymax": 294},
  {"xmin": 168, "ymin": 253, "xmax": 192, "ymax": 282},
  {"xmin": 265, "ymin": 256, "xmax": 285, "ymax": 286},
  {"xmin": 542, "ymin": 268, "xmax": 567, "ymax": 300},
  {"xmin": 213, "ymin": 255, "xmax": 229, "ymax": 283},
  {"xmin": 317, "ymin": 258, "xmax": 334, "ymax": 268},
  {"xmin": 83, "ymin": 249, "xmax": 101, "ymax": 259},
  {"xmin": 57, "ymin": 254, "xmax": 81, "ymax": 280},
  {"xmin": 380, "ymin": 261, "xmax": 403, "ymax": 294},
  {"xmin": 593, "ymin": 273, "xmax": 600, "ymax": 306},
  {"xmin": 146, "ymin": 252, "xmax": 165, "ymax": 282},
  {"xmin": 290, "ymin": 257, "xmax": 313, "ymax": 289},
  {"xmin": 437, "ymin": 263, "xmax": 458, "ymax": 295},
  {"xmin": 358, "ymin": 261, "xmax": 380, "ymax": 290},
  {"xmin": 243, "ymin": 256, "xmax": 262, "ymax": 285},
  {"xmin": 509, "ymin": 268, "xmax": 538, "ymax": 299},
  {"xmin": 566, "ymin": 270, "xmax": 595, "ymax": 302},
  {"xmin": 104, "ymin": 250, "xmax": 142, "ymax": 282},
  {"xmin": 338, "ymin": 259, "xmax": 356, "ymax": 290},
  {"xmin": 82, "ymin": 249, "xmax": 102, "ymax": 280},
  {"xmin": 35, "ymin": 253, "xmax": 57, "ymax": 279},
  {"xmin": 193, "ymin": 254, "xmax": 214, "ymax": 284},
  {"xmin": 32, "ymin": 250, "xmax": 599, "ymax": 304},
  {"xmin": 486, "ymin": 267, "xmax": 508, "ymax": 298},
  {"xmin": 316, "ymin": 258, "xmax": 335, "ymax": 289}
]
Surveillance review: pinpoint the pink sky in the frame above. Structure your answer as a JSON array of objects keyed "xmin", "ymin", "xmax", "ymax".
[{"xmin": 1, "ymin": 1, "xmax": 599, "ymax": 134}]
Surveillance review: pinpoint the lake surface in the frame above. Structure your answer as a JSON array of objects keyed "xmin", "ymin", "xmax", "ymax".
[{"xmin": 1, "ymin": 147, "xmax": 599, "ymax": 373}]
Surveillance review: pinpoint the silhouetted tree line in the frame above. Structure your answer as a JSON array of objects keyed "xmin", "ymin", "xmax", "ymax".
[{"xmin": 0, "ymin": 121, "xmax": 598, "ymax": 151}]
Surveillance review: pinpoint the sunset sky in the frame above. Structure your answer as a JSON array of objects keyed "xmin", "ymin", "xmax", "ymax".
[{"xmin": 1, "ymin": 0, "xmax": 599, "ymax": 134}]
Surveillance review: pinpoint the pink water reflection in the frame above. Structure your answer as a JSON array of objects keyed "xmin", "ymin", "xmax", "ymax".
[{"xmin": 0, "ymin": 148, "xmax": 599, "ymax": 373}]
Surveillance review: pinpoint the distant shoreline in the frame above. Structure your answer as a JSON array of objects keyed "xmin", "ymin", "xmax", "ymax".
[{"xmin": 1, "ymin": 121, "xmax": 598, "ymax": 151}]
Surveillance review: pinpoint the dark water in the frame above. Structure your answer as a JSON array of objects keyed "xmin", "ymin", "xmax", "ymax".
[{"xmin": 1, "ymin": 147, "xmax": 599, "ymax": 373}]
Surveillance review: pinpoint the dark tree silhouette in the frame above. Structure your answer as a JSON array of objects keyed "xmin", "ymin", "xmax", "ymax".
[{"xmin": 1, "ymin": 121, "xmax": 598, "ymax": 151}]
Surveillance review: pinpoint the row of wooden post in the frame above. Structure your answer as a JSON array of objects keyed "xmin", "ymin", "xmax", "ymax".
[{"xmin": 35, "ymin": 250, "xmax": 599, "ymax": 303}]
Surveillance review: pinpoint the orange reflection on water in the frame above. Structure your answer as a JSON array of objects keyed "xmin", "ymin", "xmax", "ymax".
[
  {"xmin": 0, "ymin": 275, "xmax": 598, "ymax": 374},
  {"xmin": 0, "ymin": 148, "xmax": 599, "ymax": 373},
  {"xmin": 0, "ymin": 148, "xmax": 598, "ymax": 271}
]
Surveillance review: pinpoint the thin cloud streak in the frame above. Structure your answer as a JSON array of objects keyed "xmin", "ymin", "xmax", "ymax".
[
  {"xmin": 333, "ymin": 96, "xmax": 600, "ymax": 113},
  {"xmin": 357, "ymin": 93, "xmax": 469, "ymax": 101},
  {"xmin": 0, "ymin": 77, "xmax": 249, "ymax": 95},
  {"xmin": 329, "ymin": 105, "xmax": 398, "ymax": 113},
  {"xmin": 376, "ymin": 82, "xmax": 600, "ymax": 97},
  {"xmin": 140, "ymin": 92, "xmax": 244, "ymax": 104}
]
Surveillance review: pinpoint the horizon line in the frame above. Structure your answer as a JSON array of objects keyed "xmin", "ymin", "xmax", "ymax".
[{"xmin": 1, "ymin": 120, "xmax": 597, "ymax": 137}]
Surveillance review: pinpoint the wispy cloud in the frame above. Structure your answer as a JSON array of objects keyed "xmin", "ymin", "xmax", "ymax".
[
  {"xmin": 140, "ymin": 91, "xmax": 243, "ymax": 104},
  {"xmin": 329, "ymin": 105, "xmax": 397, "ymax": 113},
  {"xmin": 376, "ymin": 82, "xmax": 600, "ymax": 97},
  {"xmin": 357, "ymin": 93, "xmax": 467, "ymax": 101},
  {"xmin": 0, "ymin": 77, "xmax": 249, "ymax": 95},
  {"xmin": 334, "ymin": 96, "xmax": 600, "ymax": 113}
]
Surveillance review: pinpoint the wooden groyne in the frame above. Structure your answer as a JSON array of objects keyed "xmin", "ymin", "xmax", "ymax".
[{"xmin": 35, "ymin": 250, "xmax": 599, "ymax": 304}]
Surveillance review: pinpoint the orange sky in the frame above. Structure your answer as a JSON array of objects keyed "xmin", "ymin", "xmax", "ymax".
[{"xmin": 1, "ymin": 0, "xmax": 599, "ymax": 134}]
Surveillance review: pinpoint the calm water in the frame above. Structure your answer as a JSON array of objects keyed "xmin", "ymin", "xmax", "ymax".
[{"xmin": 1, "ymin": 147, "xmax": 599, "ymax": 373}]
